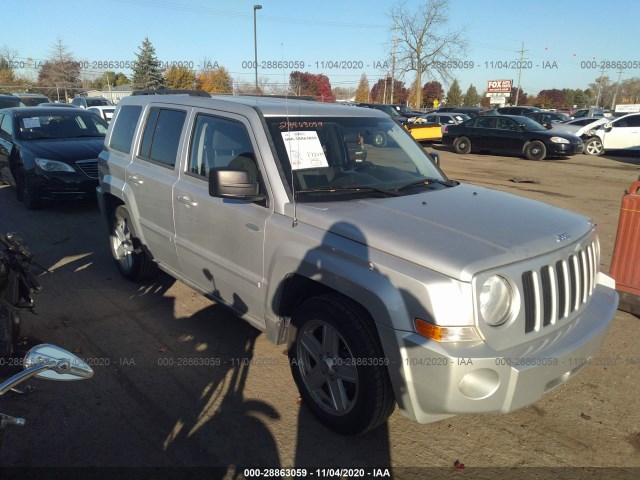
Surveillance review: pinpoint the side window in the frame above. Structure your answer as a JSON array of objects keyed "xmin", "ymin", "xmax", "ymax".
[
  {"xmin": 425, "ymin": 115, "xmax": 436, "ymax": 123},
  {"xmin": 475, "ymin": 117, "xmax": 497, "ymax": 129},
  {"xmin": 188, "ymin": 114, "xmax": 256, "ymax": 180},
  {"xmin": 497, "ymin": 117, "xmax": 515, "ymax": 130},
  {"xmin": 139, "ymin": 108, "xmax": 187, "ymax": 168},
  {"xmin": 109, "ymin": 105, "xmax": 142, "ymax": 154},
  {"xmin": 0, "ymin": 114, "xmax": 12, "ymax": 140},
  {"xmin": 620, "ymin": 115, "xmax": 640, "ymax": 128}
]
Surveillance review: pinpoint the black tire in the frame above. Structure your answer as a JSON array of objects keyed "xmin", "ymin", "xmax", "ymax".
[
  {"xmin": 288, "ymin": 294, "xmax": 395, "ymax": 435},
  {"xmin": 583, "ymin": 136, "xmax": 604, "ymax": 156},
  {"xmin": 524, "ymin": 140, "xmax": 547, "ymax": 161},
  {"xmin": 372, "ymin": 131, "xmax": 388, "ymax": 148},
  {"xmin": 109, "ymin": 205, "xmax": 158, "ymax": 281},
  {"xmin": 16, "ymin": 171, "xmax": 41, "ymax": 210},
  {"xmin": 453, "ymin": 136, "xmax": 472, "ymax": 154}
]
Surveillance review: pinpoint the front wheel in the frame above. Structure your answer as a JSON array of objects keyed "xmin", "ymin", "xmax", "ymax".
[
  {"xmin": 372, "ymin": 131, "xmax": 388, "ymax": 148},
  {"xmin": 524, "ymin": 140, "xmax": 547, "ymax": 160},
  {"xmin": 109, "ymin": 205, "xmax": 158, "ymax": 281},
  {"xmin": 453, "ymin": 136, "xmax": 472, "ymax": 154},
  {"xmin": 583, "ymin": 137, "xmax": 604, "ymax": 156},
  {"xmin": 16, "ymin": 171, "xmax": 42, "ymax": 210},
  {"xmin": 288, "ymin": 294, "xmax": 395, "ymax": 435}
]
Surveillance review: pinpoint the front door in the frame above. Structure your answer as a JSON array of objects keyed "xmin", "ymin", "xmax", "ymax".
[
  {"xmin": 172, "ymin": 111, "xmax": 271, "ymax": 319},
  {"xmin": 602, "ymin": 114, "xmax": 640, "ymax": 150}
]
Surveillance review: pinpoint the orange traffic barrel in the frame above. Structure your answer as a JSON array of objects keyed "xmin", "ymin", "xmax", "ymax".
[{"xmin": 609, "ymin": 179, "xmax": 640, "ymax": 315}]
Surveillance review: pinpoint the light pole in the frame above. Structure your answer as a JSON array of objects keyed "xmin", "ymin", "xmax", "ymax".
[{"xmin": 253, "ymin": 4, "xmax": 262, "ymax": 93}]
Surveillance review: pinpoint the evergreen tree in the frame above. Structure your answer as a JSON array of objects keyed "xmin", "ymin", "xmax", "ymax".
[
  {"xmin": 446, "ymin": 79, "xmax": 463, "ymax": 106},
  {"xmin": 132, "ymin": 38, "xmax": 165, "ymax": 90},
  {"xmin": 463, "ymin": 84, "xmax": 480, "ymax": 106},
  {"xmin": 355, "ymin": 73, "xmax": 369, "ymax": 103}
]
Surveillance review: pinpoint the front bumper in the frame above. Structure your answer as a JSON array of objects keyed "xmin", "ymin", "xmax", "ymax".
[
  {"xmin": 379, "ymin": 279, "xmax": 618, "ymax": 424},
  {"xmin": 548, "ymin": 141, "xmax": 584, "ymax": 156},
  {"xmin": 30, "ymin": 171, "xmax": 98, "ymax": 201}
]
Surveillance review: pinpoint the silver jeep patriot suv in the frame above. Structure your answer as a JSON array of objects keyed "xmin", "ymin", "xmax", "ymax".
[{"xmin": 97, "ymin": 90, "xmax": 618, "ymax": 435}]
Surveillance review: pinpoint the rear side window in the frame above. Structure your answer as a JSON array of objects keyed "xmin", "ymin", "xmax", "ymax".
[
  {"xmin": 109, "ymin": 105, "xmax": 142, "ymax": 154},
  {"xmin": 139, "ymin": 108, "xmax": 186, "ymax": 168}
]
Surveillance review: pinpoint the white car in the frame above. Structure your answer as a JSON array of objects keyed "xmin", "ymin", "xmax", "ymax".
[
  {"xmin": 87, "ymin": 105, "xmax": 116, "ymax": 122},
  {"xmin": 582, "ymin": 113, "xmax": 640, "ymax": 155},
  {"xmin": 420, "ymin": 112, "xmax": 470, "ymax": 133},
  {"xmin": 551, "ymin": 117, "xmax": 609, "ymax": 137}
]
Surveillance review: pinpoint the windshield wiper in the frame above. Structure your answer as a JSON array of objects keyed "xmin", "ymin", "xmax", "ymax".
[
  {"xmin": 394, "ymin": 177, "xmax": 458, "ymax": 191},
  {"xmin": 296, "ymin": 186, "xmax": 401, "ymax": 197}
]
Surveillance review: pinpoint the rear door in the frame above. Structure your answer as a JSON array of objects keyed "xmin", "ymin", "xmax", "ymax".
[
  {"xmin": 172, "ymin": 110, "xmax": 271, "ymax": 319},
  {"xmin": 125, "ymin": 105, "xmax": 188, "ymax": 274}
]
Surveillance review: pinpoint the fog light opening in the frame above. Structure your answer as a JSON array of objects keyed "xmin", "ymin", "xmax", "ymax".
[{"xmin": 458, "ymin": 369, "xmax": 500, "ymax": 400}]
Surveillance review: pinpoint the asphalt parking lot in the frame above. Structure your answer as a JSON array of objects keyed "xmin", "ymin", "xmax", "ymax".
[{"xmin": 0, "ymin": 147, "xmax": 639, "ymax": 479}]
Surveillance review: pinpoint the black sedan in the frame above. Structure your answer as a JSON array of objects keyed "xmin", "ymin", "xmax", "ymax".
[
  {"xmin": 442, "ymin": 115, "xmax": 583, "ymax": 160},
  {"xmin": 0, "ymin": 107, "xmax": 108, "ymax": 209}
]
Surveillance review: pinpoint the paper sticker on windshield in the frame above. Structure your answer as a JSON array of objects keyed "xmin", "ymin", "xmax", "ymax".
[
  {"xmin": 281, "ymin": 131, "xmax": 329, "ymax": 170},
  {"xmin": 23, "ymin": 117, "xmax": 41, "ymax": 128}
]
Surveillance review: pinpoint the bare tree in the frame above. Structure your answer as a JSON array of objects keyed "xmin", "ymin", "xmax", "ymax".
[{"xmin": 390, "ymin": 0, "xmax": 466, "ymax": 108}]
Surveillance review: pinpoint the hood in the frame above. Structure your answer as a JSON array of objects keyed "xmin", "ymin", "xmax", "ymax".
[
  {"xmin": 22, "ymin": 138, "xmax": 105, "ymax": 163},
  {"xmin": 293, "ymin": 183, "xmax": 594, "ymax": 281}
]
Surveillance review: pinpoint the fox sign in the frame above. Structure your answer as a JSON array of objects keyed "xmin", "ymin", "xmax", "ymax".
[{"xmin": 487, "ymin": 80, "xmax": 513, "ymax": 93}]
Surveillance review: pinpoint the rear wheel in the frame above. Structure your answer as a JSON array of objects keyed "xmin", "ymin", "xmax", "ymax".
[
  {"xmin": 453, "ymin": 136, "xmax": 471, "ymax": 154},
  {"xmin": 584, "ymin": 137, "xmax": 604, "ymax": 156},
  {"xmin": 109, "ymin": 205, "xmax": 158, "ymax": 281},
  {"xmin": 524, "ymin": 141, "xmax": 547, "ymax": 160},
  {"xmin": 288, "ymin": 294, "xmax": 395, "ymax": 435}
]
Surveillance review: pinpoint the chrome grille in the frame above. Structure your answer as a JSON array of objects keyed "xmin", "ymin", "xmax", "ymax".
[
  {"xmin": 76, "ymin": 159, "xmax": 98, "ymax": 179},
  {"xmin": 523, "ymin": 241, "xmax": 598, "ymax": 334}
]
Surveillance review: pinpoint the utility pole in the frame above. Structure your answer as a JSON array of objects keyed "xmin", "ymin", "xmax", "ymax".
[
  {"xmin": 514, "ymin": 42, "xmax": 527, "ymax": 106},
  {"xmin": 611, "ymin": 69, "xmax": 623, "ymax": 111},
  {"xmin": 390, "ymin": 17, "xmax": 397, "ymax": 104},
  {"xmin": 595, "ymin": 66, "xmax": 605, "ymax": 107}
]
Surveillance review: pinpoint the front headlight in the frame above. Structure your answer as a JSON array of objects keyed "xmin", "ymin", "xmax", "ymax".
[
  {"xmin": 35, "ymin": 158, "xmax": 76, "ymax": 173},
  {"xmin": 550, "ymin": 136, "xmax": 570, "ymax": 144},
  {"xmin": 479, "ymin": 275, "xmax": 514, "ymax": 326}
]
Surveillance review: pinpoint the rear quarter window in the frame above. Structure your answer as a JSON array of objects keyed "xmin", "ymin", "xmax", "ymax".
[{"xmin": 109, "ymin": 105, "xmax": 142, "ymax": 154}]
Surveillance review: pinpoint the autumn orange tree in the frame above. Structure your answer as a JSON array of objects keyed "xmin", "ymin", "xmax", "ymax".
[
  {"xmin": 197, "ymin": 66, "xmax": 233, "ymax": 94},
  {"xmin": 165, "ymin": 66, "xmax": 196, "ymax": 90}
]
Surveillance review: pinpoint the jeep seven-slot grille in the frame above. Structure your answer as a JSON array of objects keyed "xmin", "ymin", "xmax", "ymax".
[
  {"xmin": 522, "ymin": 241, "xmax": 597, "ymax": 334},
  {"xmin": 76, "ymin": 159, "xmax": 99, "ymax": 179}
]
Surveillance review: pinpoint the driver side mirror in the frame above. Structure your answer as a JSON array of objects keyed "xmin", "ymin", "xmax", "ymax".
[
  {"xmin": 429, "ymin": 151, "xmax": 440, "ymax": 165},
  {"xmin": 209, "ymin": 168, "xmax": 266, "ymax": 202},
  {"xmin": 604, "ymin": 123, "xmax": 613, "ymax": 131}
]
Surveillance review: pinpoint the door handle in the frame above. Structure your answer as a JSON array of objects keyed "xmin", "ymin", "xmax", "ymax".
[
  {"xmin": 177, "ymin": 195, "xmax": 198, "ymax": 207},
  {"xmin": 128, "ymin": 175, "xmax": 144, "ymax": 185}
]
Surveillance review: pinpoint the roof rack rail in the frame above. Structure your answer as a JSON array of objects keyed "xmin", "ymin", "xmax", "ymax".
[{"xmin": 132, "ymin": 89, "xmax": 210, "ymax": 97}]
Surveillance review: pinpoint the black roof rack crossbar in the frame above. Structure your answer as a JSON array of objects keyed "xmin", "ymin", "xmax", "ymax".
[{"xmin": 132, "ymin": 89, "xmax": 210, "ymax": 97}]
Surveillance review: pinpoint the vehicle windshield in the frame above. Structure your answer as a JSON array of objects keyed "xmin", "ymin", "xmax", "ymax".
[
  {"xmin": 16, "ymin": 112, "xmax": 109, "ymax": 140},
  {"xmin": 265, "ymin": 116, "xmax": 447, "ymax": 201},
  {"xmin": 86, "ymin": 97, "xmax": 111, "ymax": 107},
  {"xmin": 517, "ymin": 116, "xmax": 547, "ymax": 131}
]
